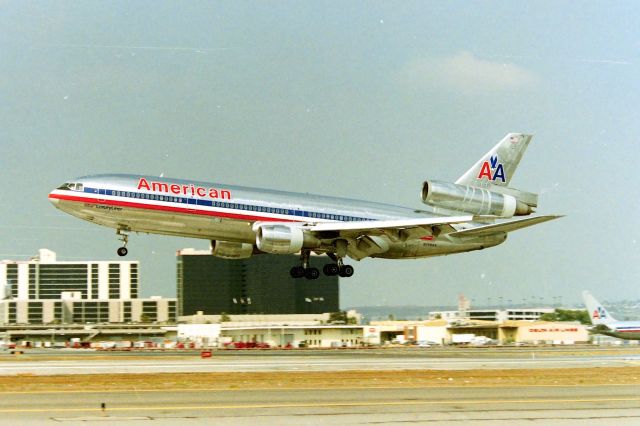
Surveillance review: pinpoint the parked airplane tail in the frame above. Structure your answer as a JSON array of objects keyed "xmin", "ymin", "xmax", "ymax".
[{"xmin": 582, "ymin": 290, "xmax": 617, "ymax": 325}]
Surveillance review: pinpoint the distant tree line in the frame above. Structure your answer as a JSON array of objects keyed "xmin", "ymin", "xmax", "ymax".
[
  {"xmin": 329, "ymin": 311, "xmax": 358, "ymax": 324},
  {"xmin": 540, "ymin": 309, "xmax": 591, "ymax": 325}
]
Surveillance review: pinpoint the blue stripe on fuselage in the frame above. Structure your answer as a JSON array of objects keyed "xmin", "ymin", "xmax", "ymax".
[{"xmin": 82, "ymin": 186, "xmax": 372, "ymax": 222}]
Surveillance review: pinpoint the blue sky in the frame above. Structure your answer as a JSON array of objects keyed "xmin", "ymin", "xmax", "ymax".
[{"xmin": 1, "ymin": 2, "xmax": 639, "ymax": 307}]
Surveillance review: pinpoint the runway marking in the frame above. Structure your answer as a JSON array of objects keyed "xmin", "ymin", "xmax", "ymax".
[
  {"xmin": 0, "ymin": 383, "xmax": 638, "ymax": 395},
  {"xmin": 1, "ymin": 396, "xmax": 640, "ymax": 414}
]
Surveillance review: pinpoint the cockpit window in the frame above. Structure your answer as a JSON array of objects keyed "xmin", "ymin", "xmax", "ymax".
[
  {"xmin": 56, "ymin": 182, "xmax": 83, "ymax": 191},
  {"xmin": 57, "ymin": 183, "xmax": 73, "ymax": 190}
]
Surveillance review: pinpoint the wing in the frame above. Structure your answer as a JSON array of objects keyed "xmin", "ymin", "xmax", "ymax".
[
  {"xmin": 304, "ymin": 215, "xmax": 474, "ymax": 241},
  {"xmin": 449, "ymin": 215, "xmax": 563, "ymax": 238}
]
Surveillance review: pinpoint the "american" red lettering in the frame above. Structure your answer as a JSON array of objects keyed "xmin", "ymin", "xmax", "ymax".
[{"xmin": 137, "ymin": 178, "xmax": 231, "ymax": 200}]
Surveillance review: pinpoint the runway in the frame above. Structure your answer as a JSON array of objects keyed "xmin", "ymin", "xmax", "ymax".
[
  {"xmin": 0, "ymin": 347, "xmax": 637, "ymax": 424},
  {"xmin": 1, "ymin": 347, "xmax": 639, "ymax": 375},
  {"xmin": 1, "ymin": 383, "xmax": 639, "ymax": 425}
]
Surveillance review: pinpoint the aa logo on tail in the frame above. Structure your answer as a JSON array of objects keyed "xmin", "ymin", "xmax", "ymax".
[
  {"xmin": 592, "ymin": 306, "xmax": 607, "ymax": 320},
  {"xmin": 477, "ymin": 156, "xmax": 506, "ymax": 182}
]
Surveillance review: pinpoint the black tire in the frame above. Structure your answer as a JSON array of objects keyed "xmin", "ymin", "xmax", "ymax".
[
  {"xmin": 323, "ymin": 264, "xmax": 339, "ymax": 276},
  {"xmin": 304, "ymin": 267, "xmax": 320, "ymax": 280},
  {"xmin": 117, "ymin": 247, "xmax": 128, "ymax": 257},
  {"xmin": 339, "ymin": 264, "xmax": 354, "ymax": 277},
  {"xmin": 290, "ymin": 266, "xmax": 305, "ymax": 279}
]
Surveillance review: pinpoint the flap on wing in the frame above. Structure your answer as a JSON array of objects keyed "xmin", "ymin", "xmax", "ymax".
[
  {"xmin": 305, "ymin": 215, "xmax": 473, "ymax": 233},
  {"xmin": 449, "ymin": 215, "xmax": 563, "ymax": 238}
]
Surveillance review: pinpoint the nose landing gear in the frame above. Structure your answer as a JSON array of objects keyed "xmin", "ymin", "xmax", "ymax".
[{"xmin": 116, "ymin": 228, "xmax": 129, "ymax": 257}]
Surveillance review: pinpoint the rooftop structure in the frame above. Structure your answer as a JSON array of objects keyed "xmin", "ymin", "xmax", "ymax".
[{"xmin": 429, "ymin": 308, "xmax": 555, "ymax": 322}]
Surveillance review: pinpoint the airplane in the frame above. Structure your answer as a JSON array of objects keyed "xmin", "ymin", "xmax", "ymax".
[
  {"xmin": 582, "ymin": 290, "xmax": 640, "ymax": 340},
  {"xmin": 49, "ymin": 133, "xmax": 561, "ymax": 280}
]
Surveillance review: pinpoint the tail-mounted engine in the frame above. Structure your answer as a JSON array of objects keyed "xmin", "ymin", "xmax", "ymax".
[{"xmin": 422, "ymin": 180, "xmax": 535, "ymax": 218}]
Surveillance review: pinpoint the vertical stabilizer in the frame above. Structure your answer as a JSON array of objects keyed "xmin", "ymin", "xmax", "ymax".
[
  {"xmin": 456, "ymin": 133, "xmax": 532, "ymax": 189},
  {"xmin": 582, "ymin": 291, "xmax": 617, "ymax": 325}
]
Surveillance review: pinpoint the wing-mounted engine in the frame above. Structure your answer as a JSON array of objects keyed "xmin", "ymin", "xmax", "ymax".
[
  {"xmin": 255, "ymin": 224, "xmax": 321, "ymax": 254},
  {"xmin": 210, "ymin": 240, "xmax": 254, "ymax": 259},
  {"xmin": 422, "ymin": 180, "xmax": 535, "ymax": 218}
]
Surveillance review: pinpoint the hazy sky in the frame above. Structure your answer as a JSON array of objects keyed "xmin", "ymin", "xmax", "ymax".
[{"xmin": 1, "ymin": 1, "xmax": 639, "ymax": 308}]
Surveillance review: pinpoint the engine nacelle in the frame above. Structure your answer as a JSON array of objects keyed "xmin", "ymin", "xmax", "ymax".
[
  {"xmin": 422, "ymin": 180, "xmax": 533, "ymax": 218},
  {"xmin": 255, "ymin": 224, "xmax": 305, "ymax": 254},
  {"xmin": 210, "ymin": 240, "xmax": 254, "ymax": 259}
]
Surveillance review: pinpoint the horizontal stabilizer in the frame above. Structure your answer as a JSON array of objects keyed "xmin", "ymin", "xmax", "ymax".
[{"xmin": 450, "ymin": 215, "xmax": 563, "ymax": 238}]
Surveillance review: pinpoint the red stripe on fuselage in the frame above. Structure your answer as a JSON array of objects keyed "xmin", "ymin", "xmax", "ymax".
[{"xmin": 48, "ymin": 193, "xmax": 304, "ymax": 223}]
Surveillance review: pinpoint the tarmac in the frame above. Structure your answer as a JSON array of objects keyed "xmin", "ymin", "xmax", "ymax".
[
  {"xmin": 0, "ymin": 346, "xmax": 637, "ymax": 424},
  {"xmin": 0, "ymin": 346, "xmax": 638, "ymax": 375}
]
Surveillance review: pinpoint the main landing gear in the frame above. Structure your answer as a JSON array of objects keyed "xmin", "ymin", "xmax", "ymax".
[
  {"xmin": 289, "ymin": 250, "xmax": 319, "ymax": 280},
  {"xmin": 116, "ymin": 228, "xmax": 129, "ymax": 257},
  {"xmin": 326, "ymin": 252, "xmax": 354, "ymax": 278},
  {"xmin": 290, "ymin": 251, "xmax": 354, "ymax": 280}
]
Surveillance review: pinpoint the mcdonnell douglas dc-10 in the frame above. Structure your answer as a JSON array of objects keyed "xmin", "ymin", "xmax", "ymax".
[{"xmin": 49, "ymin": 133, "xmax": 561, "ymax": 279}]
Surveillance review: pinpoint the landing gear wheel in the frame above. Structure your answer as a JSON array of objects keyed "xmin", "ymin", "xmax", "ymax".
[
  {"xmin": 304, "ymin": 267, "xmax": 320, "ymax": 280},
  {"xmin": 290, "ymin": 266, "xmax": 305, "ymax": 279},
  {"xmin": 339, "ymin": 264, "xmax": 354, "ymax": 277},
  {"xmin": 116, "ymin": 228, "xmax": 129, "ymax": 257},
  {"xmin": 323, "ymin": 264, "xmax": 339, "ymax": 276}
]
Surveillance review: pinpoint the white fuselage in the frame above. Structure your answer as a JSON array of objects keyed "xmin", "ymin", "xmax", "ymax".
[{"xmin": 600, "ymin": 321, "xmax": 640, "ymax": 340}]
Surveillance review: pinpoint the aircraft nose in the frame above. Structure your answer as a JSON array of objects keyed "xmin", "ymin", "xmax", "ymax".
[{"xmin": 48, "ymin": 190, "xmax": 60, "ymax": 207}]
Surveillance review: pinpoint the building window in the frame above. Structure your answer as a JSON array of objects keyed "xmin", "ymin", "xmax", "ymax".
[
  {"xmin": 108, "ymin": 264, "xmax": 120, "ymax": 299},
  {"xmin": 141, "ymin": 301, "xmax": 158, "ymax": 322},
  {"xmin": 6, "ymin": 264, "xmax": 18, "ymax": 299},
  {"xmin": 130, "ymin": 264, "xmax": 139, "ymax": 298},
  {"xmin": 91, "ymin": 264, "xmax": 99, "ymax": 299},
  {"xmin": 38, "ymin": 264, "xmax": 90, "ymax": 299},
  {"xmin": 28, "ymin": 302, "xmax": 44, "ymax": 323}
]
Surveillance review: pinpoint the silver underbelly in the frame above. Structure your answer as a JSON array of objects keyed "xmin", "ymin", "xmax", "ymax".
[{"xmin": 57, "ymin": 200, "xmax": 256, "ymax": 243}]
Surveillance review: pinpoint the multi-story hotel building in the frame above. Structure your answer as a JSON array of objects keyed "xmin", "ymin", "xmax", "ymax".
[
  {"xmin": 0, "ymin": 249, "xmax": 176, "ymax": 324},
  {"xmin": 0, "ymin": 248, "xmax": 138, "ymax": 300}
]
